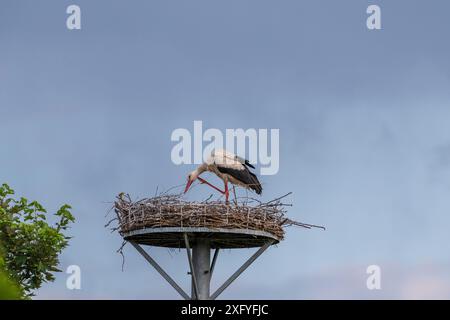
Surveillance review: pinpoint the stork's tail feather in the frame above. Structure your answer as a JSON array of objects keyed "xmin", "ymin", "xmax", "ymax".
[
  {"xmin": 251, "ymin": 183, "xmax": 262, "ymax": 195},
  {"xmin": 248, "ymin": 172, "xmax": 262, "ymax": 195}
]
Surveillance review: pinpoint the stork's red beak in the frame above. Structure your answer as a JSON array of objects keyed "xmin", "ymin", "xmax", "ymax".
[{"xmin": 184, "ymin": 179, "xmax": 193, "ymax": 193}]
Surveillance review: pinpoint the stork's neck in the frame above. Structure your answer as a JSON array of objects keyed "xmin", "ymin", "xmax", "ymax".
[{"xmin": 192, "ymin": 163, "xmax": 207, "ymax": 179}]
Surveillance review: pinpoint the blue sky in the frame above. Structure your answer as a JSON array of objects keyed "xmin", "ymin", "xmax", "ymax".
[{"xmin": 1, "ymin": 0, "xmax": 450, "ymax": 299}]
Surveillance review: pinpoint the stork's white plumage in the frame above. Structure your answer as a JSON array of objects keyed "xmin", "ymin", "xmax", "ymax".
[{"xmin": 184, "ymin": 149, "xmax": 262, "ymax": 203}]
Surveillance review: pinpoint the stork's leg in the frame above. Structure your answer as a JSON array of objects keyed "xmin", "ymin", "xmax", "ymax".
[
  {"xmin": 197, "ymin": 177, "xmax": 225, "ymax": 194},
  {"xmin": 224, "ymin": 181, "xmax": 229, "ymax": 204}
]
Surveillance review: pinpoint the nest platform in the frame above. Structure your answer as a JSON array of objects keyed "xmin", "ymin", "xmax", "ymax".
[{"xmin": 122, "ymin": 226, "xmax": 279, "ymax": 249}]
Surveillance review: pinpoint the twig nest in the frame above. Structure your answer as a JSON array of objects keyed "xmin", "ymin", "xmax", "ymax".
[{"xmin": 113, "ymin": 193, "xmax": 323, "ymax": 242}]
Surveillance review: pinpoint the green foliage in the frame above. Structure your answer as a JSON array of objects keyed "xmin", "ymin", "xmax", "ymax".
[
  {"xmin": 0, "ymin": 246, "xmax": 22, "ymax": 299},
  {"xmin": 0, "ymin": 183, "xmax": 75, "ymax": 298},
  {"xmin": 0, "ymin": 270, "xmax": 22, "ymax": 299}
]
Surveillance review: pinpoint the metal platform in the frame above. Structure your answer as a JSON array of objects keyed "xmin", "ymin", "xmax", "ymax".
[
  {"xmin": 125, "ymin": 226, "xmax": 278, "ymax": 300},
  {"xmin": 123, "ymin": 226, "xmax": 280, "ymax": 249}
]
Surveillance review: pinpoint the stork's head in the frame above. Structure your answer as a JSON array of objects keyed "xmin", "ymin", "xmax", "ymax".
[
  {"xmin": 184, "ymin": 170, "xmax": 198, "ymax": 193},
  {"xmin": 184, "ymin": 164, "xmax": 207, "ymax": 193}
]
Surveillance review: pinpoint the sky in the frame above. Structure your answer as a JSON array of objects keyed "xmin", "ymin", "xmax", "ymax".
[{"xmin": 1, "ymin": 0, "xmax": 450, "ymax": 299}]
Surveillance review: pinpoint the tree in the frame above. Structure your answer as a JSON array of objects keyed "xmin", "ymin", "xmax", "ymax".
[{"xmin": 0, "ymin": 183, "xmax": 74, "ymax": 298}]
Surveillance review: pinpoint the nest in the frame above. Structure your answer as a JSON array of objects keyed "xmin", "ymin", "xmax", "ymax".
[{"xmin": 112, "ymin": 192, "xmax": 323, "ymax": 242}]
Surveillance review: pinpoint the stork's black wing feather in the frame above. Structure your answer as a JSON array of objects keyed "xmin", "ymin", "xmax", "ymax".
[
  {"xmin": 244, "ymin": 159, "xmax": 255, "ymax": 169},
  {"xmin": 216, "ymin": 166, "xmax": 262, "ymax": 195}
]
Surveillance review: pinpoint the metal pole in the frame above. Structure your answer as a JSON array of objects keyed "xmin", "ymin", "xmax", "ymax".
[
  {"xmin": 210, "ymin": 240, "xmax": 273, "ymax": 300},
  {"xmin": 129, "ymin": 242, "xmax": 190, "ymax": 300},
  {"xmin": 183, "ymin": 233, "xmax": 199, "ymax": 300},
  {"xmin": 210, "ymin": 248, "xmax": 220, "ymax": 277},
  {"xmin": 192, "ymin": 238, "xmax": 211, "ymax": 300}
]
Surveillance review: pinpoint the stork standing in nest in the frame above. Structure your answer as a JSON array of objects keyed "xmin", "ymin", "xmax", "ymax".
[{"xmin": 184, "ymin": 149, "xmax": 262, "ymax": 203}]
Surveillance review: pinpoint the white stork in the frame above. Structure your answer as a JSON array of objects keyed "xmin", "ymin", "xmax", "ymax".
[{"xmin": 184, "ymin": 149, "xmax": 262, "ymax": 203}]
